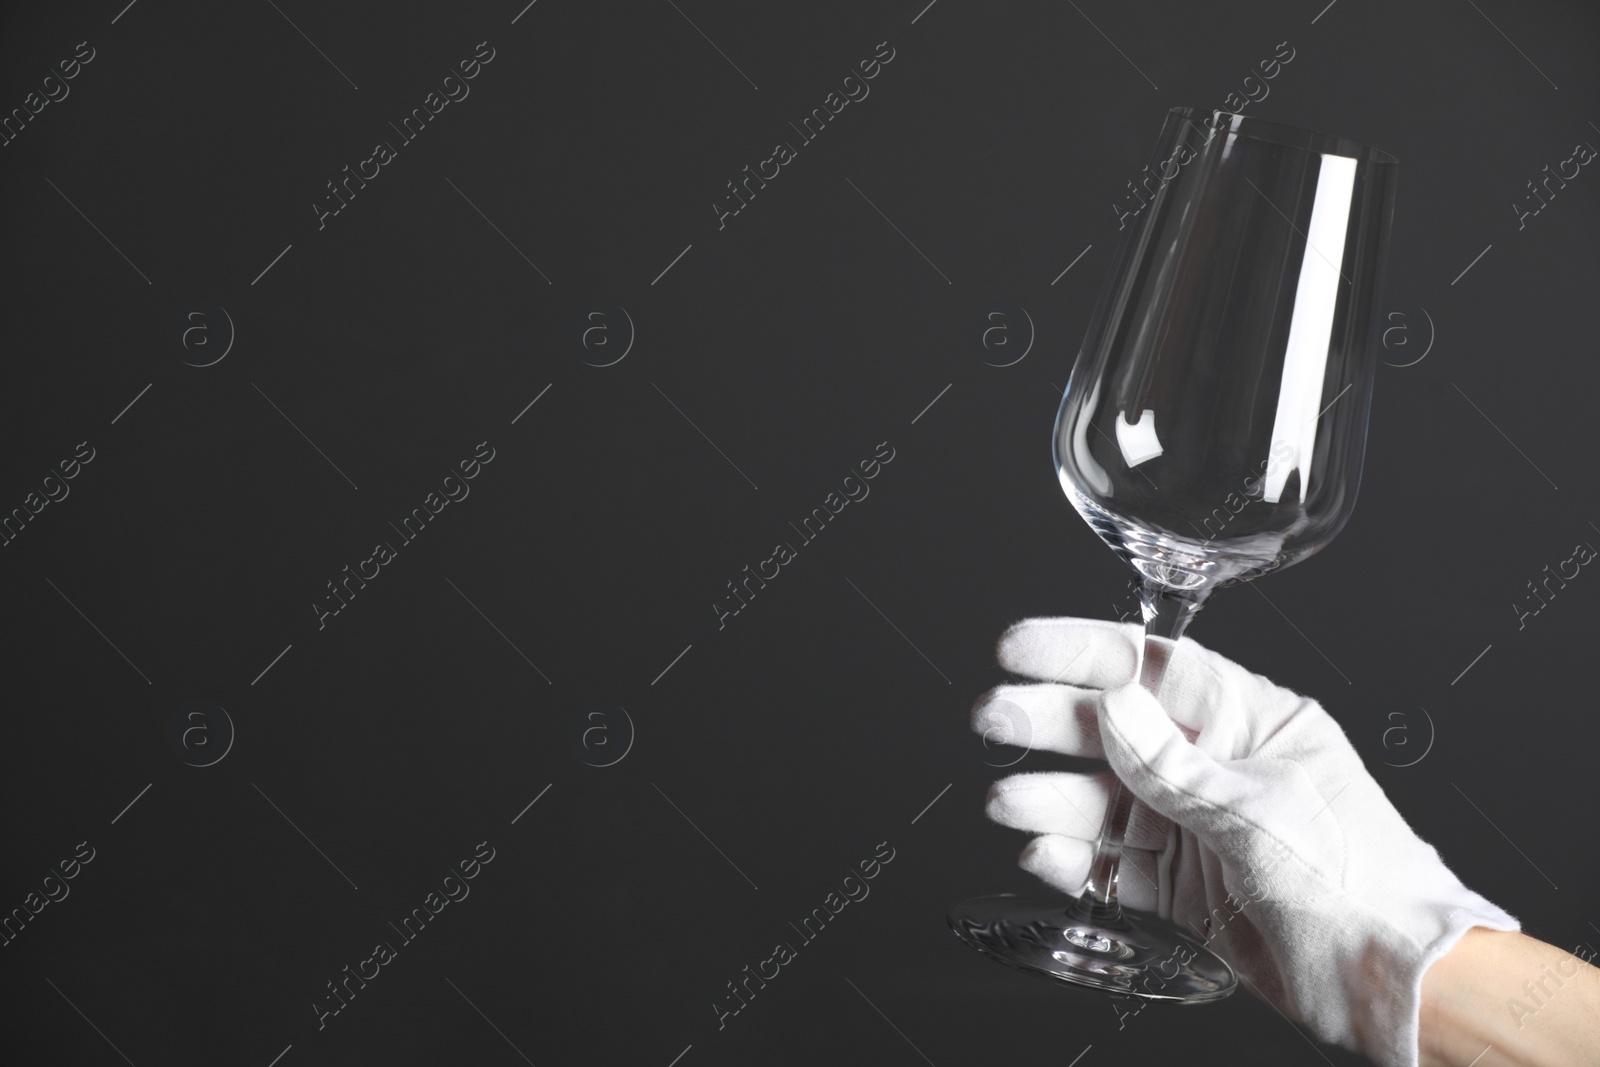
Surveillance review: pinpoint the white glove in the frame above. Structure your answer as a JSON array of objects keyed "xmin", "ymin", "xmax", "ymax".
[{"xmin": 974, "ymin": 616, "xmax": 1519, "ymax": 1067}]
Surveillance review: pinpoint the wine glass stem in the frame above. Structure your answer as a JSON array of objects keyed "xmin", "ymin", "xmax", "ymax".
[{"xmin": 1073, "ymin": 582, "xmax": 1207, "ymax": 923}]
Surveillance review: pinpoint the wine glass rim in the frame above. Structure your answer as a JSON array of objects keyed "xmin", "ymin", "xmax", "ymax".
[{"xmin": 1169, "ymin": 106, "xmax": 1398, "ymax": 165}]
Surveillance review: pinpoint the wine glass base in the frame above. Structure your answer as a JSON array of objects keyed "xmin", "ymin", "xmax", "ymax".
[{"xmin": 949, "ymin": 894, "xmax": 1237, "ymax": 1002}]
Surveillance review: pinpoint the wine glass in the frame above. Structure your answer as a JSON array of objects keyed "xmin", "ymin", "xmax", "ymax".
[{"xmin": 950, "ymin": 107, "xmax": 1399, "ymax": 1001}]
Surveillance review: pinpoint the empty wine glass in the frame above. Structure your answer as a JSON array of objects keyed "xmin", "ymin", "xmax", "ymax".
[{"xmin": 950, "ymin": 107, "xmax": 1399, "ymax": 1001}]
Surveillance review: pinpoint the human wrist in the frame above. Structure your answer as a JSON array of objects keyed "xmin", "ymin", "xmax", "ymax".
[{"xmin": 1419, "ymin": 927, "xmax": 1600, "ymax": 1067}]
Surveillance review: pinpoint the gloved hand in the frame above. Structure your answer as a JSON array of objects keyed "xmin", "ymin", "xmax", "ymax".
[{"xmin": 973, "ymin": 616, "xmax": 1519, "ymax": 1067}]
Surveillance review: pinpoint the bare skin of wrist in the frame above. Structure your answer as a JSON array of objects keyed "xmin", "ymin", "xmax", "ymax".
[{"xmin": 1419, "ymin": 927, "xmax": 1600, "ymax": 1067}]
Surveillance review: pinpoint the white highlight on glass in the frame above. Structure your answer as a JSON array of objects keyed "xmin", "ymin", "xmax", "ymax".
[
  {"xmin": 1066, "ymin": 379, "xmax": 1111, "ymax": 496},
  {"xmin": 1262, "ymin": 153, "xmax": 1358, "ymax": 504},
  {"xmin": 1115, "ymin": 408, "xmax": 1164, "ymax": 467}
]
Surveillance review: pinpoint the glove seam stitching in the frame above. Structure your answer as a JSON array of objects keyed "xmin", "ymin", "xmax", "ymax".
[{"xmin": 1104, "ymin": 711, "xmax": 1340, "ymax": 892}]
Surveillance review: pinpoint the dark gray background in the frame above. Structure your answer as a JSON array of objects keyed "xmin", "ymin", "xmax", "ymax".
[{"xmin": 1, "ymin": 1, "xmax": 1596, "ymax": 1064}]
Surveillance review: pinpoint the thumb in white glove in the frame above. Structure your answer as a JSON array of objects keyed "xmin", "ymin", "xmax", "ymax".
[{"xmin": 975, "ymin": 617, "xmax": 1518, "ymax": 1067}]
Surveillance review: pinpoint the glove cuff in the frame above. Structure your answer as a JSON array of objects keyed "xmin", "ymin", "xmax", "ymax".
[{"xmin": 1352, "ymin": 893, "xmax": 1520, "ymax": 1067}]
